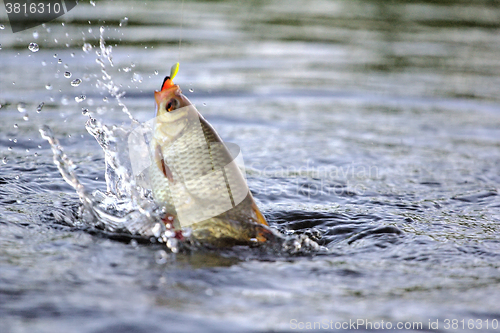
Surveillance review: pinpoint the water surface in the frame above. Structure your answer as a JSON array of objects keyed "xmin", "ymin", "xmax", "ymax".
[{"xmin": 1, "ymin": 1, "xmax": 500, "ymax": 332}]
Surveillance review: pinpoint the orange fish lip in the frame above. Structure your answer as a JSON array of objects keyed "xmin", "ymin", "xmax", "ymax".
[{"xmin": 161, "ymin": 76, "xmax": 175, "ymax": 91}]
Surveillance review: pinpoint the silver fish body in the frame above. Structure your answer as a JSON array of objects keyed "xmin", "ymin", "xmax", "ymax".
[{"xmin": 148, "ymin": 76, "xmax": 270, "ymax": 246}]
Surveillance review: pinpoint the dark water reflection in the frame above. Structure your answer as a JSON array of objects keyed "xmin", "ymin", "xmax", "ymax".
[{"xmin": 1, "ymin": 0, "xmax": 500, "ymax": 332}]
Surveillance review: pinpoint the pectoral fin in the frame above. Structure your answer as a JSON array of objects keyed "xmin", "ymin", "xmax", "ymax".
[{"xmin": 155, "ymin": 145, "xmax": 174, "ymax": 182}]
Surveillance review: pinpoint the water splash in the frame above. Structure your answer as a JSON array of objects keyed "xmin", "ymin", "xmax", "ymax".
[
  {"xmin": 39, "ymin": 125, "xmax": 93, "ymax": 209},
  {"xmin": 95, "ymin": 27, "xmax": 138, "ymax": 124},
  {"xmin": 39, "ymin": 123, "xmax": 181, "ymax": 251}
]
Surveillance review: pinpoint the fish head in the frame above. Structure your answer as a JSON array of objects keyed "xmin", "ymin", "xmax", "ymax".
[
  {"xmin": 154, "ymin": 76, "xmax": 192, "ymax": 117},
  {"xmin": 153, "ymin": 74, "xmax": 197, "ymax": 142}
]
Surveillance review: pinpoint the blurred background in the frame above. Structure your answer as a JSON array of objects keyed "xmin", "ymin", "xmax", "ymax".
[{"xmin": 1, "ymin": 1, "xmax": 500, "ymax": 332}]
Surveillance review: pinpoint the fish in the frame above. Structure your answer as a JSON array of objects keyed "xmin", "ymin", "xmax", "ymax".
[{"xmin": 147, "ymin": 64, "xmax": 273, "ymax": 246}]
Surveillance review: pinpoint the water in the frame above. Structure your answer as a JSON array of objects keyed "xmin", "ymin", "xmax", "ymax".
[{"xmin": 1, "ymin": 0, "xmax": 500, "ymax": 332}]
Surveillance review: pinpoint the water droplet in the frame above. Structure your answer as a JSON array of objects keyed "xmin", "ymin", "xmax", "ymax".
[
  {"xmin": 34, "ymin": 152, "xmax": 38, "ymax": 157},
  {"xmin": 32, "ymin": 31, "xmax": 39, "ymax": 39},
  {"xmin": 45, "ymin": 83, "xmax": 52, "ymax": 90},
  {"xmin": 75, "ymin": 95, "xmax": 86, "ymax": 103},
  {"xmin": 155, "ymin": 250, "xmax": 169, "ymax": 264},
  {"xmin": 36, "ymin": 102, "xmax": 44, "ymax": 113},
  {"xmin": 23, "ymin": 114, "xmax": 29, "ymax": 121},
  {"xmin": 58, "ymin": 59, "xmax": 62, "ymax": 64},
  {"xmin": 103, "ymin": 97, "xmax": 108, "ymax": 102},
  {"xmin": 203, "ymin": 103, "xmax": 207, "ymax": 106},
  {"xmin": 15, "ymin": 175, "xmax": 19, "ymax": 180},
  {"xmin": 100, "ymin": 26, "xmax": 104, "ymax": 35},
  {"xmin": 132, "ymin": 73, "xmax": 143, "ymax": 83},
  {"xmin": 81, "ymin": 108, "xmax": 89, "ymax": 115},
  {"xmin": 166, "ymin": 238, "xmax": 179, "ymax": 253},
  {"xmin": 25, "ymin": 148, "xmax": 30, "ymax": 152},
  {"xmin": 41, "ymin": 61, "xmax": 46, "ymax": 66},
  {"xmin": 0, "ymin": 44, "xmax": 2, "ymax": 50},
  {"xmin": 17, "ymin": 103, "xmax": 27, "ymax": 113},
  {"xmin": 64, "ymin": 71, "xmax": 72, "ymax": 78},
  {"xmin": 13, "ymin": 139, "xmax": 17, "ymax": 143},
  {"xmin": 123, "ymin": 67, "xmax": 131, "ymax": 72},
  {"xmin": 71, "ymin": 52, "xmax": 75, "ymax": 58},
  {"xmin": 71, "ymin": 78, "xmax": 82, "ymax": 87},
  {"xmin": 154, "ymin": 70, "xmax": 159, "ymax": 75},
  {"xmin": 2, "ymin": 157, "xmax": 7, "ymax": 164},
  {"xmin": 13, "ymin": 124, "xmax": 18, "ymax": 128},
  {"xmin": 82, "ymin": 43, "xmax": 92, "ymax": 53},
  {"xmin": 53, "ymin": 53, "xmax": 58, "ymax": 58},
  {"xmin": 90, "ymin": 0, "xmax": 95, "ymax": 6},
  {"xmin": 0, "ymin": 25, "xmax": 4, "ymax": 30},
  {"xmin": 119, "ymin": 17, "xmax": 129, "ymax": 27},
  {"xmin": 130, "ymin": 62, "xmax": 135, "ymax": 68},
  {"xmin": 38, "ymin": 145, "xmax": 42, "ymax": 149},
  {"xmin": 7, "ymin": 147, "xmax": 12, "ymax": 151},
  {"xmin": 28, "ymin": 42, "xmax": 39, "ymax": 52},
  {"xmin": 61, "ymin": 96, "xmax": 69, "ymax": 105},
  {"xmin": 189, "ymin": 88, "xmax": 194, "ymax": 93}
]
